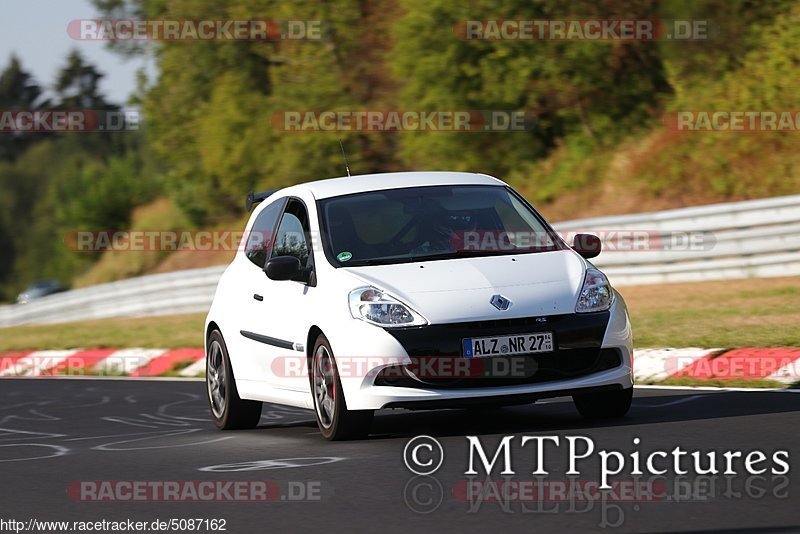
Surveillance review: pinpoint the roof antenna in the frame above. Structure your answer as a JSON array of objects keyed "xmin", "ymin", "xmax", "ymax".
[{"xmin": 338, "ymin": 138, "xmax": 351, "ymax": 177}]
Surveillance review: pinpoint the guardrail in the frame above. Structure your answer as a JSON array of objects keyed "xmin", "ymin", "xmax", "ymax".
[
  {"xmin": 1, "ymin": 194, "xmax": 798, "ymax": 327},
  {"xmin": 0, "ymin": 266, "xmax": 226, "ymax": 327},
  {"xmin": 554, "ymin": 194, "xmax": 800, "ymax": 285}
]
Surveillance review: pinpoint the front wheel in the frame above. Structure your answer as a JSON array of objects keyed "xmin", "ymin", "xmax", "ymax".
[
  {"xmin": 207, "ymin": 329, "xmax": 262, "ymax": 430},
  {"xmin": 311, "ymin": 334, "xmax": 373, "ymax": 440},
  {"xmin": 573, "ymin": 387, "xmax": 633, "ymax": 419}
]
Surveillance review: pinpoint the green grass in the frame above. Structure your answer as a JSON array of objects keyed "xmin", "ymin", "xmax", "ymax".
[
  {"xmin": 0, "ymin": 276, "xmax": 799, "ymax": 353},
  {"xmin": 622, "ymin": 276, "xmax": 800, "ymax": 348},
  {"xmin": 0, "ymin": 313, "xmax": 205, "ymax": 352}
]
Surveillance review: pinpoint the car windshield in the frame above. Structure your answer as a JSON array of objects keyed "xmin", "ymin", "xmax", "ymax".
[
  {"xmin": 27, "ymin": 280, "xmax": 59, "ymax": 290},
  {"xmin": 319, "ymin": 185, "xmax": 565, "ymax": 267}
]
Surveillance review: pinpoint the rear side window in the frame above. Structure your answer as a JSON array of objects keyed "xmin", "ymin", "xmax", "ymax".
[
  {"xmin": 245, "ymin": 199, "xmax": 283, "ymax": 267},
  {"xmin": 272, "ymin": 199, "xmax": 311, "ymax": 267}
]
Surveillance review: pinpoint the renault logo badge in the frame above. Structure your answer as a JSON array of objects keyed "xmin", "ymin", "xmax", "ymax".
[{"xmin": 490, "ymin": 294, "xmax": 511, "ymax": 311}]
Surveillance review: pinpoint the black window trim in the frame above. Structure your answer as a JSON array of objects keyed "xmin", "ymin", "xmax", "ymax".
[
  {"xmin": 244, "ymin": 196, "xmax": 288, "ymax": 269},
  {"xmin": 269, "ymin": 195, "xmax": 317, "ymax": 285}
]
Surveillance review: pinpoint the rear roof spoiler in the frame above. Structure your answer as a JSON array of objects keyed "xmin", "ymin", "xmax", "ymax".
[{"xmin": 246, "ymin": 190, "xmax": 276, "ymax": 212}]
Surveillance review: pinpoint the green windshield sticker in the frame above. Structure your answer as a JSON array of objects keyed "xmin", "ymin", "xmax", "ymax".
[{"xmin": 337, "ymin": 251, "xmax": 353, "ymax": 262}]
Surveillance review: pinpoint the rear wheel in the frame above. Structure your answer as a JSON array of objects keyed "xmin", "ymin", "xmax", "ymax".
[
  {"xmin": 207, "ymin": 329, "xmax": 262, "ymax": 429},
  {"xmin": 312, "ymin": 335, "xmax": 373, "ymax": 440},
  {"xmin": 573, "ymin": 387, "xmax": 633, "ymax": 419}
]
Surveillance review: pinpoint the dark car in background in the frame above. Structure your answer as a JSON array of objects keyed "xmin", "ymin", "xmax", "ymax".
[{"xmin": 16, "ymin": 280, "xmax": 66, "ymax": 304}]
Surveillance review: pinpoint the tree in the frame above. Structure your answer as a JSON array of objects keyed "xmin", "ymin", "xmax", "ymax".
[
  {"xmin": 55, "ymin": 50, "xmax": 117, "ymax": 110},
  {"xmin": 0, "ymin": 49, "xmax": 153, "ymax": 300},
  {"xmin": 388, "ymin": 0, "xmax": 671, "ymax": 190},
  {"xmin": 0, "ymin": 55, "xmax": 42, "ymax": 109},
  {"xmin": 93, "ymin": 0, "xmax": 402, "ymax": 223},
  {"xmin": 0, "ymin": 55, "xmax": 46, "ymax": 160}
]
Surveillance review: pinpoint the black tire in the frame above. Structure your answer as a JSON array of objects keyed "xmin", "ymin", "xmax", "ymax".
[
  {"xmin": 573, "ymin": 387, "xmax": 633, "ymax": 419},
  {"xmin": 206, "ymin": 329, "xmax": 262, "ymax": 430},
  {"xmin": 311, "ymin": 334, "xmax": 373, "ymax": 440}
]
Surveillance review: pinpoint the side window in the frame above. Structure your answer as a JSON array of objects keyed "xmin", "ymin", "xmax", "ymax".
[
  {"xmin": 272, "ymin": 199, "xmax": 311, "ymax": 267},
  {"xmin": 245, "ymin": 199, "xmax": 284, "ymax": 267}
]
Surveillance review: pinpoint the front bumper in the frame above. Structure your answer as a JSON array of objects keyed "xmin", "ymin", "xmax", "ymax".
[
  {"xmin": 350, "ymin": 365, "xmax": 633, "ymax": 411},
  {"xmin": 326, "ymin": 296, "xmax": 633, "ymax": 410}
]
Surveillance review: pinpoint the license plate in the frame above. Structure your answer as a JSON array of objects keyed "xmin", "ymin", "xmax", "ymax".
[{"xmin": 462, "ymin": 332, "xmax": 554, "ymax": 358}]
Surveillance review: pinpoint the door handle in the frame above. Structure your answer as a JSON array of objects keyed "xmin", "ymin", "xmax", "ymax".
[{"xmin": 253, "ymin": 294, "xmax": 264, "ymax": 301}]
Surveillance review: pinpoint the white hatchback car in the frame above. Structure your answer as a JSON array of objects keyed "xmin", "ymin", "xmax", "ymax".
[{"xmin": 205, "ymin": 172, "xmax": 633, "ymax": 439}]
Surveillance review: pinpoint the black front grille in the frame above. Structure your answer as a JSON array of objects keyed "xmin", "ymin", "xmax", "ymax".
[{"xmin": 377, "ymin": 312, "xmax": 616, "ymax": 389}]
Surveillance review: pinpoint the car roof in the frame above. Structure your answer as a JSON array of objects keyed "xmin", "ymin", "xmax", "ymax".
[{"xmin": 284, "ymin": 171, "xmax": 505, "ymax": 200}]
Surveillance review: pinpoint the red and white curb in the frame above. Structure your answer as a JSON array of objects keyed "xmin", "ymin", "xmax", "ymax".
[
  {"xmin": 633, "ymin": 347, "xmax": 800, "ymax": 384},
  {"xmin": 1, "ymin": 347, "xmax": 799, "ymax": 384},
  {"xmin": 633, "ymin": 348, "xmax": 725, "ymax": 382},
  {"xmin": 0, "ymin": 348, "xmax": 204, "ymax": 378}
]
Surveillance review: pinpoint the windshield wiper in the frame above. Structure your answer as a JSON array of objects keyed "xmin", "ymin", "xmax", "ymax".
[
  {"xmin": 407, "ymin": 249, "xmax": 509, "ymax": 262},
  {"xmin": 342, "ymin": 246, "xmax": 555, "ymax": 267}
]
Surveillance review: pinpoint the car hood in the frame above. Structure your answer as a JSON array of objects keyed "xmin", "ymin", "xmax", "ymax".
[{"xmin": 341, "ymin": 250, "xmax": 587, "ymax": 323}]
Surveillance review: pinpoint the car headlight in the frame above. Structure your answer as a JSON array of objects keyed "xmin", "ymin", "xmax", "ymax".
[
  {"xmin": 576, "ymin": 268, "xmax": 614, "ymax": 313},
  {"xmin": 348, "ymin": 287, "xmax": 428, "ymax": 327}
]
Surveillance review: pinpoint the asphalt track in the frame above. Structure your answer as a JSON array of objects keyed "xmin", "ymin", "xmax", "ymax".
[{"xmin": 0, "ymin": 379, "xmax": 798, "ymax": 533}]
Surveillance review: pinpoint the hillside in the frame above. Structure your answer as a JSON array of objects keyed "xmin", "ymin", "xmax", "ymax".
[{"xmin": 2, "ymin": 0, "xmax": 800, "ymax": 293}]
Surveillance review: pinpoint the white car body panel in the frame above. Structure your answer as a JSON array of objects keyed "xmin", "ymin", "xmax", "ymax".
[{"xmin": 342, "ymin": 250, "xmax": 587, "ymax": 323}]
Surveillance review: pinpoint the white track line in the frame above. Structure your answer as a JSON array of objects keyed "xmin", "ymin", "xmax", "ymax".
[
  {"xmin": 0, "ymin": 375, "xmax": 205, "ymax": 382},
  {"xmin": 634, "ymin": 394, "xmax": 705, "ymax": 407},
  {"xmin": 767, "ymin": 358, "xmax": 800, "ymax": 384},
  {"xmin": 637, "ymin": 384, "xmax": 800, "ymax": 393},
  {"xmin": 179, "ymin": 358, "xmax": 206, "ymax": 377}
]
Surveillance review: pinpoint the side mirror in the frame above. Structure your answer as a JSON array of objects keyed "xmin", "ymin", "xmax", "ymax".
[
  {"xmin": 265, "ymin": 255, "xmax": 302, "ymax": 281},
  {"xmin": 572, "ymin": 233, "xmax": 602, "ymax": 259}
]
